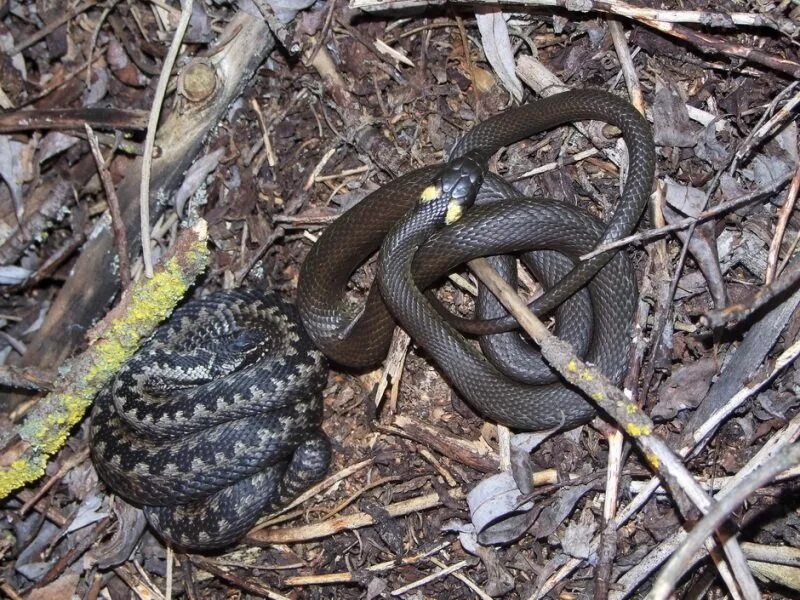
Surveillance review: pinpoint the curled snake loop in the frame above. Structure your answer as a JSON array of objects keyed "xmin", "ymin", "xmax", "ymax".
[{"xmin": 298, "ymin": 89, "xmax": 655, "ymax": 429}]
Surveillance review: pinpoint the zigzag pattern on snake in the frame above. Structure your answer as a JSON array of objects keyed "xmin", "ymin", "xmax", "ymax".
[{"xmin": 90, "ymin": 289, "xmax": 330, "ymax": 550}]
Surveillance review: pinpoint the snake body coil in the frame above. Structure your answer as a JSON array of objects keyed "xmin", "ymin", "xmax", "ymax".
[
  {"xmin": 299, "ymin": 89, "xmax": 655, "ymax": 429},
  {"xmin": 90, "ymin": 289, "xmax": 330, "ymax": 550}
]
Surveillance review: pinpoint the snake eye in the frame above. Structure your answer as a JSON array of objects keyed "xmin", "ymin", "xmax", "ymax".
[{"xmin": 230, "ymin": 330, "xmax": 264, "ymax": 352}]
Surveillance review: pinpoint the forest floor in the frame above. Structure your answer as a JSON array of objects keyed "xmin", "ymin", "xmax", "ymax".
[{"xmin": 1, "ymin": 0, "xmax": 800, "ymax": 598}]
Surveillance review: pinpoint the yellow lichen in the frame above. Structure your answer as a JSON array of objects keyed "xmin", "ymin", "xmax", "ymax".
[
  {"xmin": 645, "ymin": 453, "xmax": 661, "ymax": 470},
  {"xmin": 0, "ymin": 458, "xmax": 45, "ymax": 499},
  {"xmin": 625, "ymin": 423, "xmax": 652, "ymax": 437},
  {"xmin": 566, "ymin": 360, "xmax": 579, "ymax": 372}
]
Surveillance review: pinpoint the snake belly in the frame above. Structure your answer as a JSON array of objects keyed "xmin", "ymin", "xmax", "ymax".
[
  {"xmin": 298, "ymin": 89, "xmax": 655, "ymax": 430},
  {"xmin": 90, "ymin": 289, "xmax": 330, "ymax": 550}
]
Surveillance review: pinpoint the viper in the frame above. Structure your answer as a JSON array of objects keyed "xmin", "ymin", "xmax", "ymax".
[{"xmin": 90, "ymin": 290, "xmax": 330, "ymax": 550}]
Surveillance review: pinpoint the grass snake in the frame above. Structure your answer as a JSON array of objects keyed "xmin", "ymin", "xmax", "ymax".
[{"xmin": 298, "ymin": 89, "xmax": 655, "ymax": 429}]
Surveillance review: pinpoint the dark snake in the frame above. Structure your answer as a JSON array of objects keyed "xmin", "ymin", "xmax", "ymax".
[
  {"xmin": 90, "ymin": 89, "xmax": 654, "ymax": 550},
  {"xmin": 298, "ymin": 89, "xmax": 655, "ymax": 429}
]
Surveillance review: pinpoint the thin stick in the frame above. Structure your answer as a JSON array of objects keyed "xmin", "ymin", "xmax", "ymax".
[
  {"xmin": 85, "ymin": 124, "xmax": 131, "ymax": 289},
  {"xmin": 10, "ymin": 0, "xmax": 99, "ymax": 55},
  {"xmin": 651, "ymin": 444, "xmax": 800, "ymax": 600},
  {"xmin": 468, "ymin": 257, "xmax": 759, "ymax": 599},
  {"xmin": 581, "ymin": 174, "xmax": 791, "ymax": 260},
  {"xmin": 390, "ymin": 560, "xmax": 470, "ymax": 596},
  {"xmin": 766, "ymin": 163, "xmax": 800, "ymax": 284},
  {"xmin": 536, "ymin": 338, "xmax": 800, "ymax": 597},
  {"xmin": 140, "ymin": 0, "xmax": 194, "ymax": 278},
  {"xmin": 165, "ymin": 545, "xmax": 173, "ymax": 600},
  {"xmin": 245, "ymin": 488, "xmax": 465, "ymax": 544}
]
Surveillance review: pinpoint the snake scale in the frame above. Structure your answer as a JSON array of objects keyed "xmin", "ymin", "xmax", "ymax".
[{"xmin": 90, "ymin": 89, "xmax": 655, "ymax": 550}]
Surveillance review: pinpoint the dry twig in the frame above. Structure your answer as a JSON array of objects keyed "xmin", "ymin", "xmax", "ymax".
[{"xmin": 140, "ymin": 0, "xmax": 195, "ymax": 278}]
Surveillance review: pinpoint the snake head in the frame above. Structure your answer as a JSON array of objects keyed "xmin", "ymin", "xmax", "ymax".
[{"xmin": 421, "ymin": 149, "xmax": 485, "ymax": 225}]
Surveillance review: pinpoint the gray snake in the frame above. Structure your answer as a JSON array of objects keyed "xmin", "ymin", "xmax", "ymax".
[{"xmin": 90, "ymin": 290, "xmax": 330, "ymax": 550}]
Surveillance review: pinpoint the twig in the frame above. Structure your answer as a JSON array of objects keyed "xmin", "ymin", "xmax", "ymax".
[
  {"xmin": 353, "ymin": 0, "xmax": 800, "ymax": 76},
  {"xmin": 0, "ymin": 108, "xmax": 149, "ymax": 133},
  {"xmin": 390, "ymin": 560, "xmax": 470, "ymax": 596},
  {"xmin": 429, "ymin": 557, "xmax": 493, "ymax": 600},
  {"xmin": 379, "ymin": 415, "xmax": 500, "ymax": 473},
  {"xmin": 85, "ymin": 124, "xmax": 131, "ymax": 289},
  {"xmin": 766, "ymin": 163, "xmax": 800, "ymax": 284},
  {"xmin": 536, "ymin": 337, "xmax": 800, "ymax": 597},
  {"xmin": 581, "ymin": 173, "xmax": 792, "ymax": 260},
  {"xmin": 595, "ymin": 24, "xmax": 641, "ymax": 598},
  {"xmin": 86, "ymin": 0, "xmax": 124, "ymax": 87},
  {"xmin": 351, "ymin": 0, "xmax": 798, "ymax": 37},
  {"xmin": 283, "ymin": 541, "xmax": 451, "ymax": 585},
  {"xmin": 245, "ymin": 488, "xmax": 465, "ymax": 544},
  {"xmin": 189, "ymin": 557, "xmax": 292, "ymax": 600},
  {"xmin": 637, "ymin": 16, "xmax": 800, "ymax": 78},
  {"xmin": 165, "ymin": 546, "xmax": 173, "ymax": 600},
  {"xmin": 249, "ymin": 458, "xmax": 376, "ymax": 530},
  {"xmin": 140, "ymin": 0, "xmax": 194, "ymax": 278},
  {"xmin": 249, "ymin": 0, "xmax": 297, "ymax": 52},
  {"xmin": 701, "ymin": 260, "xmax": 800, "ymax": 328},
  {"xmin": 391, "ymin": 560, "xmax": 469, "ymax": 596},
  {"xmin": 18, "ymin": 447, "xmax": 90, "ymax": 516},
  {"xmin": 651, "ymin": 444, "xmax": 800, "ymax": 600},
  {"xmin": 607, "ymin": 19, "xmax": 644, "ymax": 113},
  {"xmin": 0, "ymin": 365, "xmax": 55, "ymax": 392},
  {"xmin": 468, "ymin": 257, "xmax": 760, "ymax": 599},
  {"xmin": 9, "ymin": 0, "xmax": 99, "ymax": 55},
  {"xmin": 0, "ymin": 221, "xmax": 209, "ymax": 499},
  {"xmin": 685, "ymin": 338, "xmax": 800, "ymax": 456},
  {"xmin": 732, "ymin": 82, "xmax": 800, "ymax": 170}
]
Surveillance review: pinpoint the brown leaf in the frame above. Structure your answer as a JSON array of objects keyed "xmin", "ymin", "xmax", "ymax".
[{"xmin": 27, "ymin": 572, "xmax": 79, "ymax": 600}]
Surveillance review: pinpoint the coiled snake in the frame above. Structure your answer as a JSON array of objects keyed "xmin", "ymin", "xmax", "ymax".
[
  {"xmin": 91, "ymin": 89, "xmax": 654, "ymax": 550},
  {"xmin": 90, "ymin": 290, "xmax": 330, "ymax": 550},
  {"xmin": 299, "ymin": 89, "xmax": 655, "ymax": 429}
]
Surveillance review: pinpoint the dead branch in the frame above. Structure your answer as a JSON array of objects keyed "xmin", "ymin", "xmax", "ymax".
[
  {"xmin": 0, "ymin": 221, "xmax": 209, "ymax": 499},
  {"xmin": 18, "ymin": 12, "xmax": 275, "ymax": 372}
]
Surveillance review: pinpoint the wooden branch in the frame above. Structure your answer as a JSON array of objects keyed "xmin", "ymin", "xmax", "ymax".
[
  {"xmin": 0, "ymin": 107, "xmax": 149, "ymax": 133},
  {"xmin": 0, "ymin": 221, "xmax": 209, "ymax": 499},
  {"xmin": 245, "ymin": 488, "xmax": 466, "ymax": 545},
  {"xmin": 19, "ymin": 12, "xmax": 275, "ymax": 372},
  {"xmin": 350, "ymin": 0, "xmax": 800, "ymax": 77},
  {"xmin": 468, "ymin": 257, "xmax": 761, "ymax": 598}
]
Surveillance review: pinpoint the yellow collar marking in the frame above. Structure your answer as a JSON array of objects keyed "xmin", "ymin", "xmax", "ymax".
[
  {"xmin": 420, "ymin": 185, "xmax": 440, "ymax": 203},
  {"xmin": 444, "ymin": 201, "xmax": 463, "ymax": 224}
]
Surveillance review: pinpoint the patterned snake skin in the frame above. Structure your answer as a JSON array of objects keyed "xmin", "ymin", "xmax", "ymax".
[{"xmin": 90, "ymin": 290, "xmax": 330, "ymax": 550}]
